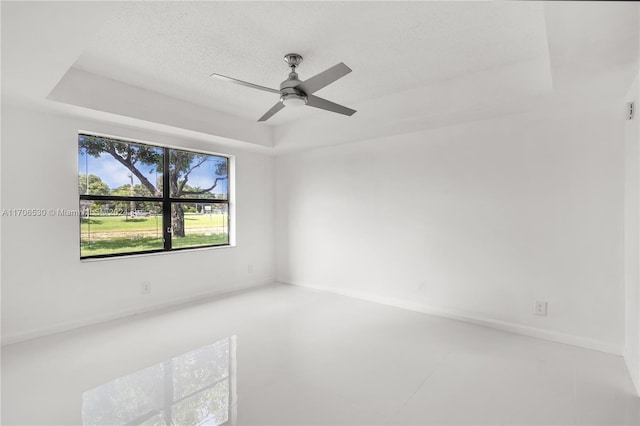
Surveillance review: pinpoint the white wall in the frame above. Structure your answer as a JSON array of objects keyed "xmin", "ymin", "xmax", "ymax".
[
  {"xmin": 1, "ymin": 106, "xmax": 276, "ymax": 344},
  {"xmin": 276, "ymin": 97, "xmax": 626, "ymax": 354},
  {"xmin": 1, "ymin": 94, "xmax": 630, "ymax": 358},
  {"xmin": 625, "ymin": 71, "xmax": 640, "ymax": 392}
]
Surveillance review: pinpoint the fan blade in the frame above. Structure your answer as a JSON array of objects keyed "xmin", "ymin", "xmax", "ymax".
[
  {"xmin": 258, "ymin": 102, "xmax": 285, "ymax": 122},
  {"xmin": 306, "ymin": 95, "xmax": 356, "ymax": 116},
  {"xmin": 210, "ymin": 73, "xmax": 280, "ymax": 94},
  {"xmin": 294, "ymin": 63, "xmax": 352, "ymax": 95}
]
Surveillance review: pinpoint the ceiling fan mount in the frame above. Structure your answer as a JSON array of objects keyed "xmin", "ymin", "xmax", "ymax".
[
  {"xmin": 283, "ymin": 53, "xmax": 303, "ymax": 68},
  {"xmin": 210, "ymin": 53, "xmax": 356, "ymax": 122}
]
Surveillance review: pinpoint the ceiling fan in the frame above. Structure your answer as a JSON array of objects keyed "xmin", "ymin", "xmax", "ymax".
[{"xmin": 210, "ymin": 53, "xmax": 356, "ymax": 122}]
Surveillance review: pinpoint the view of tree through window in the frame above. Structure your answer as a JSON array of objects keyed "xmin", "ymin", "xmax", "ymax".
[{"xmin": 79, "ymin": 134, "xmax": 230, "ymax": 258}]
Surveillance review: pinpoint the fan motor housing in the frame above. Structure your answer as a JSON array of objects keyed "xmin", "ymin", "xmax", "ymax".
[
  {"xmin": 280, "ymin": 92, "xmax": 308, "ymax": 106},
  {"xmin": 280, "ymin": 71, "xmax": 307, "ymax": 103},
  {"xmin": 280, "ymin": 72, "xmax": 301, "ymax": 89}
]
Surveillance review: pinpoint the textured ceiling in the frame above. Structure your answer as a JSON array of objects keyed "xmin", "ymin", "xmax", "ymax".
[
  {"xmin": 72, "ymin": 1, "xmax": 549, "ymax": 125},
  {"xmin": 2, "ymin": 1, "xmax": 639, "ymax": 152}
]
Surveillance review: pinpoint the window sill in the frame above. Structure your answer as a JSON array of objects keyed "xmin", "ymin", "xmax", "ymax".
[{"xmin": 80, "ymin": 243, "xmax": 236, "ymax": 262}]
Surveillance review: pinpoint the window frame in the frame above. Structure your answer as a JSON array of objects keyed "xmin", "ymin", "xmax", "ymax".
[{"xmin": 79, "ymin": 133, "xmax": 232, "ymax": 259}]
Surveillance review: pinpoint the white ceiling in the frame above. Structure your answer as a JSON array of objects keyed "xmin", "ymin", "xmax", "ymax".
[
  {"xmin": 2, "ymin": 1, "xmax": 639, "ymax": 152},
  {"xmin": 72, "ymin": 1, "xmax": 549, "ymax": 124}
]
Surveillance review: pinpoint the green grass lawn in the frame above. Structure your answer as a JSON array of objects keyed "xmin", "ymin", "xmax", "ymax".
[
  {"xmin": 80, "ymin": 213, "xmax": 229, "ymax": 257},
  {"xmin": 81, "ymin": 236, "xmax": 164, "ymax": 256},
  {"xmin": 81, "ymin": 233, "xmax": 229, "ymax": 257},
  {"xmin": 81, "ymin": 214, "xmax": 227, "ymax": 233},
  {"xmin": 171, "ymin": 233, "xmax": 229, "ymax": 248}
]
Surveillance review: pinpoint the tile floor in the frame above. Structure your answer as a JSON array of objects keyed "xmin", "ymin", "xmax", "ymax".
[{"xmin": 2, "ymin": 283, "xmax": 639, "ymax": 425}]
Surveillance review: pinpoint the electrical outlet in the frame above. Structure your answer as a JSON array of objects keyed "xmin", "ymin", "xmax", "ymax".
[
  {"xmin": 534, "ymin": 300, "xmax": 547, "ymax": 316},
  {"xmin": 141, "ymin": 281, "xmax": 151, "ymax": 295}
]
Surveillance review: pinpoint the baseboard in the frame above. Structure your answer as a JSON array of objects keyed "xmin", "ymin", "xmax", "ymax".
[
  {"xmin": 286, "ymin": 281, "xmax": 625, "ymax": 356},
  {"xmin": 624, "ymin": 349, "xmax": 640, "ymax": 396},
  {"xmin": 1, "ymin": 278, "xmax": 275, "ymax": 346}
]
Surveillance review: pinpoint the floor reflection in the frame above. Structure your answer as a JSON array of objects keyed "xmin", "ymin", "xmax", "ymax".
[{"xmin": 82, "ymin": 336, "xmax": 237, "ymax": 426}]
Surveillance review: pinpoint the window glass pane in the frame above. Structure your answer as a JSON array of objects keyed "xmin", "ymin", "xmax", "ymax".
[
  {"xmin": 81, "ymin": 200, "xmax": 163, "ymax": 257},
  {"xmin": 78, "ymin": 135, "xmax": 163, "ymax": 197},
  {"xmin": 169, "ymin": 150, "xmax": 228, "ymax": 200},
  {"xmin": 171, "ymin": 203, "xmax": 228, "ymax": 249}
]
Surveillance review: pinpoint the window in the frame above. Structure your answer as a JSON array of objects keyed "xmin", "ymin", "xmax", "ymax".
[{"xmin": 79, "ymin": 133, "xmax": 230, "ymax": 259}]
